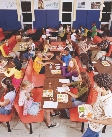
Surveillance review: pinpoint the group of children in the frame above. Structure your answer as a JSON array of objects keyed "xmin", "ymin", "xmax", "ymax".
[{"xmin": 0, "ymin": 26, "xmax": 112, "ymax": 136}]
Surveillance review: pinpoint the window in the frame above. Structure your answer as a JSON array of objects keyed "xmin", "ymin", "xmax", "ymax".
[
  {"xmin": 21, "ymin": 1, "xmax": 31, "ymax": 12},
  {"xmin": 102, "ymin": 2, "xmax": 112, "ymax": 12},
  {"xmin": 62, "ymin": 13, "xmax": 71, "ymax": 22},
  {"xmin": 62, "ymin": 2, "xmax": 72, "ymax": 12},
  {"xmin": 101, "ymin": 13, "xmax": 111, "ymax": 22},
  {"xmin": 22, "ymin": 13, "xmax": 32, "ymax": 22}
]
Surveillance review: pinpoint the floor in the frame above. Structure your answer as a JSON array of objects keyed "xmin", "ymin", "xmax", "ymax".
[{"xmin": 0, "ymin": 114, "xmax": 112, "ymax": 137}]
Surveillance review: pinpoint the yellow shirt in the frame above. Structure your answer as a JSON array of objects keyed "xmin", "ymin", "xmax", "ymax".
[
  {"xmin": 4, "ymin": 67, "xmax": 23, "ymax": 79},
  {"xmin": 84, "ymin": 29, "xmax": 88, "ymax": 37},
  {"xmin": 33, "ymin": 57, "xmax": 42, "ymax": 74}
]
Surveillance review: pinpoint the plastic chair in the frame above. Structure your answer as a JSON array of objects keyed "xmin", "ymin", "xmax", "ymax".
[
  {"xmin": 92, "ymin": 36, "xmax": 102, "ymax": 44},
  {"xmin": 14, "ymin": 88, "xmax": 44, "ymax": 134},
  {"xmin": 69, "ymin": 87, "xmax": 97, "ymax": 133}
]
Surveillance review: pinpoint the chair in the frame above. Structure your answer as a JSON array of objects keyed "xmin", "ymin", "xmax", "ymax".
[
  {"xmin": 104, "ymin": 44, "xmax": 112, "ymax": 60},
  {"xmin": 25, "ymin": 59, "xmax": 46, "ymax": 87},
  {"xmin": 0, "ymin": 28, "xmax": 5, "ymax": 41},
  {"xmin": 8, "ymin": 35, "xmax": 17, "ymax": 50},
  {"xmin": 69, "ymin": 87, "xmax": 98, "ymax": 133},
  {"xmin": 92, "ymin": 36, "xmax": 102, "ymax": 44},
  {"xmin": 0, "ymin": 89, "xmax": 14, "ymax": 132},
  {"xmin": 14, "ymin": 88, "xmax": 44, "ymax": 134}
]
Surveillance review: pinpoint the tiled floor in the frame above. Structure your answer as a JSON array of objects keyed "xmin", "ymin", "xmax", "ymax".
[{"xmin": 0, "ymin": 114, "xmax": 112, "ymax": 137}]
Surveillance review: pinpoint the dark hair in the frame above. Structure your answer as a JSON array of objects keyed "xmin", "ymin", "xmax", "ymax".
[
  {"xmin": 15, "ymin": 63, "xmax": 22, "ymax": 71},
  {"xmin": 38, "ymin": 41, "xmax": 44, "ymax": 51},
  {"xmin": 64, "ymin": 47, "xmax": 70, "ymax": 52},
  {"xmin": 93, "ymin": 73, "xmax": 112, "ymax": 91},
  {"xmin": 2, "ymin": 77, "xmax": 15, "ymax": 93},
  {"xmin": 80, "ymin": 72, "xmax": 90, "ymax": 88},
  {"xmin": 102, "ymin": 33, "xmax": 107, "ymax": 38}
]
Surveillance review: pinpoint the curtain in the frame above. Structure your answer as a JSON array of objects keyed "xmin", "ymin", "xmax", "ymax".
[{"xmin": 99, "ymin": 0, "xmax": 104, "ymax": 21}]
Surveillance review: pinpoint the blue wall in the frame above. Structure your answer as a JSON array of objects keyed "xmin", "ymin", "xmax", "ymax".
[
  {"xmin": 0, "ymin": 9, "xmax": 101, "ymax": 30},
  {"xmin": 0, "ymin": 10, "xmax": 21, "ymax": 30},
  {"xmin": 73, "ymin": 10, "xmax": 101, "ymax": 29},
  {"xmin": 33, "ymin": 10, "xmax": 60, "ymax": 29}
]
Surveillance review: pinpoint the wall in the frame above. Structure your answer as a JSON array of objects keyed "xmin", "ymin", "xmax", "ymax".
[
  {"xmin": 33, "ymin": 10, "xmax": 60, "ymax": 29},
  {"xmin": 73, "ymin": 10, "xmax": 101, "ymax": 29}
]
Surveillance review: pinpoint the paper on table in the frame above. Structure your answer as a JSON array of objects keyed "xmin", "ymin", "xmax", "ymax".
[
  {"xmin": 57, "ymin": 86, "xmax": 70, "ymax": 92},
  {"xmin": 59, "ymin": 79, "xmax": 70, "ymax": 83},
  {"xmin": 43, "ymin": 101, "xmax": 58, "ymax": 108}
]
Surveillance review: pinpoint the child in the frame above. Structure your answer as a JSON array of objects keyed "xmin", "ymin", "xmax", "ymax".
[
  {"xmin": 61, "ymin": 58, "xmax": 80, "ymax": 78},
  {"xmin": 19, "ymin": 80, "xmax": 41, "ymax": 116},
  {"xmin": 63, "ymin": 72, "xmax": 90, "ymax": 118},
  {"xmin": 0, "ymin": 77, "xmax": 16, "ymax": 115},
  {"xmin": 33, "ymin": 51, "xmax": 54, "ymax": 74},
  {"xmin": 3, "ymin": 61, "xmax": 23, "ymax": 89},
  {"xmin": 83, "ymin": 73, "xmax": 112, "ymax": 137}
]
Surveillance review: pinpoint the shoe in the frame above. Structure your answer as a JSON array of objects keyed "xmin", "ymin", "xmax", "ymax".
[
  {"xmin": 48, "ymin": 123, "xmax": 59, "ymax": 128},
  {"xmin": 50, "ymin": 111, "xmax": 61, "ymax": 117}
]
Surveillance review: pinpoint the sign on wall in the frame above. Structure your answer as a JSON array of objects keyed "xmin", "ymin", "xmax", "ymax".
[
  {"xmin": 76, "ymin": 0, "xmax": 102, "ymax": 10},
  {"xmin": 0, "ymin": 0, "xmax": 17, "ymax": 9},
  {"xmin": 38, "ymin": 0, "xmax": 59, "ymax": 10}
]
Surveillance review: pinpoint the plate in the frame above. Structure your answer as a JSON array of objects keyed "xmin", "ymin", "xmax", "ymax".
[
  {"xmin": 57, "ymin": 94, "xmax": 68, "ymax": 103},
  {"xmin": 101, "ymin": 61, "xmax": 110, "ymax": 66},
  {"xmin": 51, "ymin": 70, "xmax": 61, "ymax": 74},
  {"xmin": 43, "ymin": 90, "xmax": 53, "ymax": 97}
]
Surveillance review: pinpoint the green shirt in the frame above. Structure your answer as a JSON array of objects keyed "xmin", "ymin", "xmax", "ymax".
[
  {"xmin": 92, "ymin": 26, "xmax": 97, "ymax": 38},
  {"xmin": 71, "ymin": 81, "xmax": 89, "ymax": 102}
]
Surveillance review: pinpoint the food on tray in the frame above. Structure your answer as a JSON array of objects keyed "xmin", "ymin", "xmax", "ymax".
[
  {"xmin": 101, "ymin": 61, "xmax": 110, "ymax": 66},
  {"xmin": 57, "ymin": 94, "xmax": 68, "ymax": 103},
  {"xmin": 43, "ymin": 90, "xmax": 53, "ymax": 97},
  {"xmin": 51, "ymin": 70, "xmax": 61, "ymax": 74},
  {"xmin": 78, "ymin": 104, "xmax": 94, "ymax": 119}
]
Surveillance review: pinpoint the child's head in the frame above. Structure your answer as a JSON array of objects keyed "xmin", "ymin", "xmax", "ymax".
[
  {"xmin": 20, "ymin": 80, "xmax": 34, "ymax": 90},
  {"xmin": 79, "ymin": 72, "xmax": 90, "ymax": 87},
  {"xmin": 36, "ymin": 51, "xmax": 43, "ymax": 58}
]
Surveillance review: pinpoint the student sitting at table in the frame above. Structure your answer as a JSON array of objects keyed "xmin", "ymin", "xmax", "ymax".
[
  {"xmin": 3, "ymin": 60, "xmax": 23, "ymax": 89},
  {"xmin": 19, "ymin": 80, "xmax": 60, "ymax": 128},
  {"xmin": 23, "ymin": 39, "xmax": 35, "ymax": 60},
  {"xmin": 19, "ymin": 80, "xmax": 41, "ymax": 116},
  {"xmin": 43, "ymin": 40, "xmax": 54, "ymax": 59},
  {"xmin": 61, "ymin": 58, "xmax": 80, "ymax": 78},
  {"xmin": 33, "ymin": 51, "xmax": 54, "ymax": 74},
  {"xmin": 0, "ymin": 77, "xmax": 16, "ymax": 115},
  {"xmin": 56, "ymin": 47, "xmax": 72, "ymax": 66},
  {"xmin": 65, "ymin": 39, "xmax": 73, "ymax": 56},
  {"xmin": 91, "ymin": 33, "xmax": 110, "ymax": 61},
  {"xmin": 3, "ymin": 40, "xmax": 20, "ymax": 59},
  {"xmin": 62, "ymin": 72, "xmax": 90, "ymax": 118}
]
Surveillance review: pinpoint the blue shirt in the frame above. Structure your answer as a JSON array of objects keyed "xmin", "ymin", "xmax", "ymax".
[{"xmin": 62, "ymin": 54, "xmax": 71, "ymax": 66}]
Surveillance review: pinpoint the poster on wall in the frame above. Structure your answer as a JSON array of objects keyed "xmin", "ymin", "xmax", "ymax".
[
  {"xmin": 38, "ymin": 0, "xmax": 59, "ymax": 10},
  {"xmin": 0, "ymin": 0, "xmax": 17, "ymax": 9},
  {"xmin": 76, "ymin": 0, "xmax": 101, "ymax": 10},
  {"xmin": 91, "ymin": 2, "xmax": 101, "ymax": 9}
]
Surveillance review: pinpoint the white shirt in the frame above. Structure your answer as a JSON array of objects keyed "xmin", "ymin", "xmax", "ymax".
[
  {"xmin": 71, "ymin": 33, "xmax": 76, "ymax": 42},
  {"xmin": 89, "ymin": 90, "xmax": 112, "ymax": 132},
  {"xmin": 4, "ymin": 91, "xmax": 16, "ymax": 110}
]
